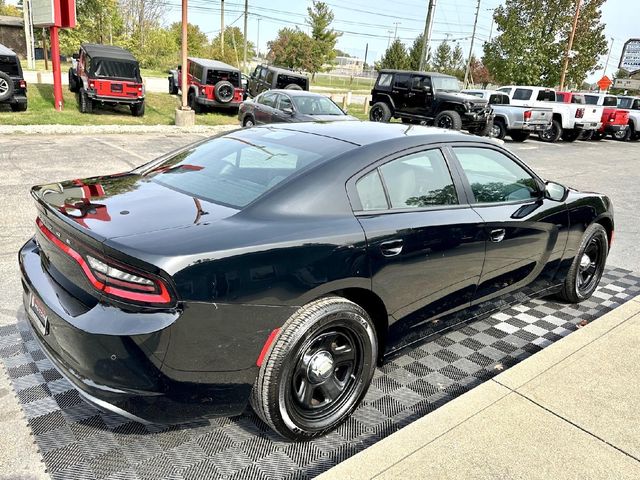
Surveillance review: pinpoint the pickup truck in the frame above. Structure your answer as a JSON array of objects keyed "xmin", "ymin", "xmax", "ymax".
[
  {"xmin": 555, "ymin": 92, "xmax": 605, "ymax": 140},
  {"xmin": 616, "ymin": 96, "xmax": 640, "ymax": 141},
  {"xmin": 582, "ymin": 92, "xmax": 629, "ymax": 140},
  {"xmin": 462, "ymin": 89, "xmax": 552, "ymax": 141},
  {"xmin": 497, "ymin": 86, "xmax": 601, "ymax": 142}
]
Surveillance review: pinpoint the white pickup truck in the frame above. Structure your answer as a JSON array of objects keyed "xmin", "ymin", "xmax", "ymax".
[
  {"xmin": 462, "ymin": 89, "xmax": 552, "ymax": 142},
  {"xmin": 497, "ymin": 86, "xmax": 602, "ymax": 142},
  {"xmin": 617, "ymin": 96, "xmax": 640, "ymax": 141}
]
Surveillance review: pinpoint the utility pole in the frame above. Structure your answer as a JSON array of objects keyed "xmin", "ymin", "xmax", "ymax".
[
  {"xmin": 256, "ymin": 18, "xmax": 261, "ymax": 58},
  {"xmin": 559, "ymin": 0, "xmax": 582, "ymax": 91},
  {"xmin": 363, "ymin": 42, "xmax": 368, "ymax": 71},
  {"xmin": 602, "ymin": 37, "xmax": 614, "ymax": 77},
  {"xmin": 42, "ymin": 29, "xmax": 48, "ymax": 71},
  {"xmin": 23, "ymin": 0, "xmax": 34, "ymax": 70},
  {"xmin": 221, "ymin": 0, "xmax": 225, "ymax": 55},
  {"xmin": 418, "ymin": 0, "xmax": 437, "ymax": 72},
  {"xmin": 463, "ymin": 0, "xmax": 481, "ymax": 88},
  {"xmin": 243, "ymin": 0, "xmax": 248, "ymax": 71},
  {"xmin": 487, "ymin": 8, "xmax": 495, "ymax": 43},
  {"xmin": 393, "ymin": 22, "xmax": 400, "ymax": 39},
  {"xmin": 181, "ymin": 0, "xmax": 189, "ymax": 109}
]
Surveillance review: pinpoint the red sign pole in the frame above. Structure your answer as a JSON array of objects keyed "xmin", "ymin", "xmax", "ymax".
[{"xmin": 49, "ymin": 25, "xmax": 63, "ymax": 111}]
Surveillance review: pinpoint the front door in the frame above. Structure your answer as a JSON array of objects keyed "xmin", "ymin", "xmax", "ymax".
[
  {"xmin": 408, "ymin": 75, "xmax": 433, "ymax": 115},
  {"xmin": 449, "ymin": 145, "xmax": 569, "ymax": 302},
  {"xmin": 351, "ymin": 147, "xmax": 486, "ymax": 352}
]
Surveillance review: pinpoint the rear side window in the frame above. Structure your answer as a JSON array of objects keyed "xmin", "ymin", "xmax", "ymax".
[
  {"xmin": 489, "ymin": 94, "xmax": 509, "ymax": 105},
  {"xmin": 379, "ymin": 149, "xmax": 458, "ymax": 209},
  {"xmin": 0, "ymin": 55, "xmax": 19, "ymax": 76},
  {"xmin": 377, "ymin": 73, "xmax": 392, "ymax": 88},
  {"xmin": 603, "ymin": 96, "xmax": 617, "ymax": 107},
  {"xmin": 536, "ymin": 90, "xmax": 555, "ymax": 101},
  {"xmin": 147, "ymin": 131, "xmax": 351, "ymax": 208},
  {"xmin": 394, "ymin": 74, "xmax": 411, "ymax": 90},
  {"xmin": 584, "ymin": 95, "xmax": 598, "ymax": 105},
  {"xmin": 570, "ymin": 95, "xmax": 585, "ymax": 104},
  {"xmin": 513, "ymin": 88, "xmax": 532, "ymax": 100},
  {"xmin": 355, "ymin": 170, "xmax": 388, "ymax": 211},
  {"xmin": 411, "ymin": 75, "xmax": 430, "ymax": 91},
  {"xmin": 206, "ymin": 69, "xmax": 240, "ymax": 87},
  {"xmin": 453, "ymin": 147, "xmax": 540, "ymax": 203}
]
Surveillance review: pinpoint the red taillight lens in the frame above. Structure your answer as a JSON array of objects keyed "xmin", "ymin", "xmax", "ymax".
[
  {"xmin": 575, "ymin": 108, "xmax": 584, "ymax": 118},
  {"xmin": 89, "ymin": 81, "xmax": 95, "ymax": 90},
  {"xmin": 524, "ymin": 110, "xmax": 532, "ymax": 121},
  {"xmin": 36, "ymin": 218, "xmax": 172, "ymax": 304},
  {"xmin": 19, "ymin": 80, "xmax": 27, "ymax": 88},
  {"xmin": 608, "ymin": 112, "xmax": 616, "ymax": 122}
]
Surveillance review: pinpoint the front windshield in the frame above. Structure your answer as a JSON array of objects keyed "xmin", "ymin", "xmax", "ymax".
[
  {"xmin": 291, "ymin": 96, "xmax": 344, "ymax": 115},
  {"xmin": 432, "ymin": 76, "xmax": 460, "ymax": 92}
]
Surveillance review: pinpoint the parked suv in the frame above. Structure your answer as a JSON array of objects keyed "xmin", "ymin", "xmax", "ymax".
[
  {"xmin": 369, "ymin": 70, "xmax": 491, "ymax": 133},
  {"xmin": 69, "ymin": 44, "xmax": 145, "ymax": 116},
  {"xmin": 247, "ymin": 64, "xmax": 309, "ymax": 98},
  {"xmin": 169, "ymin": 58, "xmax": 243, "ymax": 113},
  {"xmin": 0, "ymin": 43, "xmax": 27, "ymax": 112}
]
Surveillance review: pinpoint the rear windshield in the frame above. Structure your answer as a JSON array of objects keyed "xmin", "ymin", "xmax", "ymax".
[
  {"xmin": 584, "ymin": 95, "xmax": 598, "ymax": 105},
  {"xmin": 90, "ymin": 58, "xmax": 140, "ymax": 80},
  {"xmin": 146, "ymin": 129, "xmax": 353, "ymax": 208},
  {"xmin": 0, "ymin": 55, "xmax": 20, "ymax": 76},
  {"xmin": 206, "ymin": 69, "xmax": 240, "ymax": 87},
  {"xmin": 603, "ymin": 96, "xmax": 617, "ymax": 107},
  {"xmin": 292, "ymin": 96, "xmax": 344, "ymax": 115},
  {"xmin": 489, "ymin": 93, "xmax": 509, "ymax": 105},
  {"xmin": 536, "ymin": 90, "xmax": 555, "ymax": 101}
]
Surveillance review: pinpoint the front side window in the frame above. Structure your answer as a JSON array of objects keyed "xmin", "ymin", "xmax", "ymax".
[
  {"xmin": 453, "ymin": 147, "xmax": 540, "ymax": 203},
  {"xmin": 411, "ymin": 75, "xmax": 431, "ymax": 91},
  {"xmin": 513, "ymin": 88, "xmax": 533, "ymax": 100},
  {"xmin": 377, "ymin": 73, "xmax": 392, "ymax": 88},
  {"xmin": 394, "ymin": 73, "xmax": 411, "ymax": 89},
  {"xmin": 278, "ymin": 94, "xmax": 293, "ymax": 111},
  {"xmin": 379, "ymin": 149, "xmax": 458, "ymax": 209},
  {"xmin": 259, "ymin": 92, "xmax": 277, "ymax": 107}
]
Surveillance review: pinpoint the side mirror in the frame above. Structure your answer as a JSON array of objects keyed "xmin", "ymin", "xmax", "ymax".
[
  {"xmin": 282, "ymin": 107, "xmax": 294, "ymax": 115},
  {"xmin": 424, "ymin": 85, "xmax": 432, "ymax": 93},
  {"xmin": 544, "ymin": 181, "xmax": 567, "ymax": 202}
]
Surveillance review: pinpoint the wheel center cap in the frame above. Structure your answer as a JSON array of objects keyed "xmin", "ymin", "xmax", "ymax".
[
  {"xmin": 307, "ymin": 351, "xmax": 334, "ymax": 383},
  {"xmin": 580, "ymin": 254, "xmax": 591, "ymax": 269}
]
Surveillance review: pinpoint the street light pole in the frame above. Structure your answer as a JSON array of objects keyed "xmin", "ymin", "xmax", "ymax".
[
  {"xmin": 559, "ymin": 0, "xmax": 582, "ymax": 91},
  {"xmin": 602, "ymin": 37, "xmax": 614, "ymax": 77}
]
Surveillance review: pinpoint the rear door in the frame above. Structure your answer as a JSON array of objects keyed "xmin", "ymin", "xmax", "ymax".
[
  {"xmin": 449, "ymin": 145, "xmax": 569, "ymax": 303},
  {"xmin": 391, "ymin": 73, "xmax": 412, "ymax": 114},
  {"xmin": 349, "ymin": 147, "xmax": 486, "ymax": 349},
  {"xmin": 254, "ymin": 92, "xmax": 278, "ymax": 124}
]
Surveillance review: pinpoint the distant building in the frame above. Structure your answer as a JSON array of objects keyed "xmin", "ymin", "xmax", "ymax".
[
  {"xmin": 0, "ymin": 15, "xmax": 25, "ymax": 58},
  {"xmin": 328, "ymin": 56, "xmax": 364, "ymax": 75}
]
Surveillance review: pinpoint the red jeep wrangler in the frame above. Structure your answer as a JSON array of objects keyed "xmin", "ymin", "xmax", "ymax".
[
  {"xmin": 168, "ymin": 58, "xmax": 243, "ymax": 113},
  {"xmin": 556, "ymin": 91, "xmax": 628, "ymax": 140},
  {"xmin": 583, "ymin": 93, "xmax": 630, "ymax": 140},
  {"xmin": 69, "ymin": 44, "xmax": 145, "ymax": 117}
]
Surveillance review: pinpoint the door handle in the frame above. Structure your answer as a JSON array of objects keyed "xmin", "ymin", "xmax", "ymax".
[
  {"xmin": 490, "ymin": 228, "xmax": 506, "ymax": 243},
  {"xmin": 380, "ymin": 239, "xmax": 404, "ymax": 257}
]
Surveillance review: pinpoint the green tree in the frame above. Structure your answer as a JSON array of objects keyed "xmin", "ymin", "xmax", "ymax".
[
  {"xmin": 376, "ymin": 38, "xmax": 409, "ymax": 70},
  {"xmin": 169, "ymin": 22, "xmax": 208, "ymax": 58},
  {"xmin": 0, "ymin": 0, "xmax": 20, "ymax": 16},
  {"xmin": 408, "ymin": 34, "xmax": 425, "ymax": 71},
  {"xmin": 267, "ymin": 28, "xmax": 314, "ymax": 71},
  {"xmin": 306, "ymin": 1, "xmax": 341, "ymax": 75},
  {"xmin": 482, "ymin": 0, "xmax": 607, "ymax": 88},
  {"xmin": 209, "ymin": 26, "xmax": 256, "ymax": 69}
]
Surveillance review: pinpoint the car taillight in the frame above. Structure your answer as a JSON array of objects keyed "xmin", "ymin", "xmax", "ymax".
[
  {"xmin": 19, "ymin": 80, "xmax": 27, "ymax": 88},
  {"xmin": 36, "ymin": 218, "xmax": 172, "ymax": 305},
  {"xmin": 524, "ymin": 110, "xmax": 532, "ymax": 121},
  {"xmin": 608, "ymin": 112, "xmax": 616, "ymax": 122},
  {"xmin": 575, "ymin": 108, "xmax": 584, "ymax": 118},
  {"xmin": 89, "ymin": 81, "xmax": 95, "ymax": 90},
  {"xmin": 200, "ymin": 86, "xmax": 205, "ymax": 95}
]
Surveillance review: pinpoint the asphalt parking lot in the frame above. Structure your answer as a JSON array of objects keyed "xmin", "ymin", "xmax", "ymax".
[{"xmin": 0, "ymin": 131, "xmax": 639, "ymax": 478}]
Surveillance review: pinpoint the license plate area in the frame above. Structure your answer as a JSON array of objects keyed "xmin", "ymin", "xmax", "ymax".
[
  {"xmin": 29, "ymin": 293, "xmax": 49, "ymax": 336},
  {"xmin": 110, "ymin": 83, "xmax": 123, "ymax": 93}
]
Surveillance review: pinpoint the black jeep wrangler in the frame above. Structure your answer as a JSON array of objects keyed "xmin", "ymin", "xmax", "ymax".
[
  {"xmin": 0, "ymin": 43, "xmax": 27, "ymax": 112},
  {"xmin": 169, "ymin": 58, "xmax": 243, "ymax": 113},
  {"xmin": 369, "ymin": 70, "xmax": 491, "ymax": 133},
  {"xmin": 247, "ymin": 65, "xmax": 309, "ymax": 98}
]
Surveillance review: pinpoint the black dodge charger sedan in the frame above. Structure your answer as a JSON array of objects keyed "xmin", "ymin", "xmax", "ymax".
[{"xmin": 20, "ymin": 122, "xmax": 613, "ymax": 440}]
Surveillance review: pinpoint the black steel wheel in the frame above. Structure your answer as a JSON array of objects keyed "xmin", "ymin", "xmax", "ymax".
[
  {"xmin": 250, "ymin": 296, "xmax": 377, "ymax": 440},
  {"xmin": 214, "ymin": 80, "xmax": 234, "ymax": 103},
  {"xmin": 539, "ymin": 119, "xmax": 562, "ymax": 142},
  {"xmin": 433, "ymin": 110, "xmax": 462, "ymax": 130},
  {"xmin": 558, "ymin": 223, "xmax": 608, "ymax": 303},
  {"xmin": 369, "ymin": 102, "xmax": 392, "ymax": 122}
]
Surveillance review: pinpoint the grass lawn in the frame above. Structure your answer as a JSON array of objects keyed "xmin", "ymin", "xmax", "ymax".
[
  {"xmin": 0, "ymin": 84, "xmax": 239, "ymax": 126},
  {"xmin": 311, "ymin": 75, "xmax": 374, "ymax": 91}
]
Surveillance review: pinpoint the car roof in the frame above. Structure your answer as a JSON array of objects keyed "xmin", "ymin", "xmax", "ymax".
[
  {"xmin": 257, "ymin": 121, "xmax": 484, "ymax": 147},
  {"xmin": 81, "ymin": 43, "xmax": 137, "ymax": 62},
  {"xmin": 189, "ymin": 57, "xmax": 239, "ymax": 71},
  {"xmin": 379, "ymin": 69, "xmax": 455, "ymax": 78},
  {"xmin": 260, "ymin": 89, "xmax": 324, "ymax": 97},
  {"xmin": 0, "ymin": 43, "xmax": 16, "ymax": 56},
  {"xmin": 258, "ymin": 64, "xmax": 307, "ymax": 77}
]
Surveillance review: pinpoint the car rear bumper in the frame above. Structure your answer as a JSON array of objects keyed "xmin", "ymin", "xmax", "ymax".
[
  {"xmin": 602, "ymin": 124, "xmax": 628, "ymax": 134},
  {"xmin": 574, "ymin": 122, "xmax": 600, "ymax": 130},
  {"xmin": 195, "ymin": 96, "xmax": 241, "ymax": 108},
  {"xmin": 0, "ymin": 92, "xmax": 26, "ymax": 105},
  {"xmin": 512, "ymin": 121, "xmax": 549, "ymax": 132},
  {"xmin": 87, "ymin": 92, "xmax": 144, "ymax": 104},
  {"xmin": 19, "ymin": 238, "xmax": 278, "ymax": 424}
]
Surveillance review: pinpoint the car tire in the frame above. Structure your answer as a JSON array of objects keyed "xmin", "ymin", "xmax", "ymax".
[
  {"xmin": 539, "ymin": 119, "xmax": 562, "ymax": 143},
  {"xmin": 78, "ymin": 88, "xmax": 93, "ymax": 114},
  {"xmin": 188, "ymin": 90, "xmax": 201, "ymax": 114},
  {"xmin": 613, "ymin": 125, "xmax": 631, "ymax": 141},
  {"xmin": 434, "ymin": 110, "xmax": 463, "ymax": 130},
  {"xmin": 68, "ymin": 69, "xmax": 79, "ymax": 93},
  {"xmin": 214, "ymin": 80, "xmax": 234, "ymax": 103},
  {"xmin": 10, "ymin": 102, "xmax": 27, "ymax": 112},
  {"xmin": 0, "ymin": 71, "xmax": 15, "ymax": 102},
  {"xmin": 580, "ymin": 130, "xmax": 594, "ymax": 141},
  {"xmin": 243, "ymin": 116, "xmax": 255, "ymax": 127},
  {"xmin": 130, "ymin": 101, "xmax": 145, "ymax": 117},
  {"xmin": 557, "ymin": 223, "xmax": 608, "ymax": 304},
  {"xmin": 561, "ymin": 129, "xmax": 581, "ymax": 142},
  {"xmin": 591, "ymin": 131, "xmax": 603, "ymax": 141},
  {"xmin": 509, "ymin": 130, "xmax": 530, "ymax": 142},
  {"xmin": 250, "ymin": 296, "xmax": 378, "ymax": 440},
  {"xmin": 369, "ymin": 102, "xmax": 392, "ymax": 122},
  {"xmin": 284, "ymin": 83, "xmax": 303, "ymax": 90},
  {"xmin": 491, "ymin": 120, "xmax": 507, "ymax": 139}
]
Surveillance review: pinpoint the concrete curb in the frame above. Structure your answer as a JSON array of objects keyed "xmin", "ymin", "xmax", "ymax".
[
  {"xmin": 0, "ymin": 124, "xmax": 238, "ymax": 136},
  {"xmin": 317, "ymin": 295, "xmax": 640, "ymax": 479}
]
